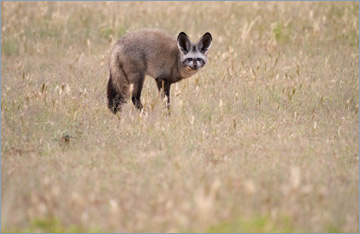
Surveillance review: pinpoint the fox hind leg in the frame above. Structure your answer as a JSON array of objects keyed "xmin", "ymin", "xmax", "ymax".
[{"xmin": 130, "ymin": 72, "xmax": 145, "ymax": 111}]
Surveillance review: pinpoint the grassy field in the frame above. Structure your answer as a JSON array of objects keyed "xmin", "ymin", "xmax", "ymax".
[{"xmin": 1, "ymin": 1, "xmax": 359, "ymax": 233}]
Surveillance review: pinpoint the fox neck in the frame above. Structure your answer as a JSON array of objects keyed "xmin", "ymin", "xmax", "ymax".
[{"xmin": 176, "ymin": 52, "xmax": 199, "ymax": 79}]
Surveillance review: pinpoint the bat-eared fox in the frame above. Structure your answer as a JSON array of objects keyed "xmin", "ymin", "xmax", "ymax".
[{"xmin": 107, "ymin": 29, "xmax": 212, "ymax": 114}]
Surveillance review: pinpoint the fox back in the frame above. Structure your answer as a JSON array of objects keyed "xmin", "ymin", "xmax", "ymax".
[{"xmin": 107, "ymin": 29, "xmax": 212, "ymax": 114}]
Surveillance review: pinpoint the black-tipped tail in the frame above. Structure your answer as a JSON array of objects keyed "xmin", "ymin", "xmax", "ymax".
[{"xmin": 107, "ymin": 74, "xmax": 127, "ymax": 114}]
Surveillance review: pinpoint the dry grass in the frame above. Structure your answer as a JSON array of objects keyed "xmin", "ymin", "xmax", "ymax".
[{"xmin": 1, "ymin": 1, "xmax": 359, "ymax": 233}]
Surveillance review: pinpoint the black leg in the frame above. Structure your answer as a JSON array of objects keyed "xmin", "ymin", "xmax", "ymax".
[
  {"xmin": 156, "ymin": 79, "xmax": 171, "ymax": 110},
  {"xmin": 164, "ymin": 82, "xmax": 171, "ymax": 110},
  {"xmin": 130, "ymin": 73, "xmax": 145, "ymax": 111},
  {"xmin": 156, "ymin": 79, "xmax": 165, "ymax": 99}
]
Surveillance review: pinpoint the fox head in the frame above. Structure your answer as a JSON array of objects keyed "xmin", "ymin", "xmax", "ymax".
[{"xmin": 177, "ymin": 32, "xmax": 212, "ymax": 71}]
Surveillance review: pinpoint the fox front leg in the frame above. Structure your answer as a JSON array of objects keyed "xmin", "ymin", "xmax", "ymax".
[
  {"xmin": 164, "ymin": 82, "xmax": 171, "ymax": 110},
  {"xmin": 155, "ymin": 78, "xmax": 171, "ymax": 110}
]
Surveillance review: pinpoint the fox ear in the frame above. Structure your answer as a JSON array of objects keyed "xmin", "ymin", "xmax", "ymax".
[
  {"xmin": 198, "ymin": 32, "xmax": 212, "ymax": 54},
  {"xmin": 177, "ymin": 32, "xmax": 191, "ymax": 54}
]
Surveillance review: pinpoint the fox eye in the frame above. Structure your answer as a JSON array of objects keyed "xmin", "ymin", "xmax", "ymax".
[{"xmin": 185, "ymin": 58, "xmax": 193, "ymax": 62}]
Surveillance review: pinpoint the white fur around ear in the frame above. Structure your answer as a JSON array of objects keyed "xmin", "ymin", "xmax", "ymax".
[
  {"xmin": 177, "ymin": 32, "xmax": 191, "ymax": 54},
  {"xmin": 198, "ymin": 32, "xmax": 212, "ymax": 54}
]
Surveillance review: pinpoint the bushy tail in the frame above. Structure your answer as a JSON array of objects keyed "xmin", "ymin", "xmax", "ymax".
[{"xmin": 107, "ymin": 47, "xmax": 130, "ymax": 114}]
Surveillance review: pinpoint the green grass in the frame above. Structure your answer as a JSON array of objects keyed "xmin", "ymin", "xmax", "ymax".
[
  {"xmin": 3, "ymin": 217, "xmax": 98, "ymax": 233},
  {"xmin": 3, "ymin": 39, "xmax": 18, "ymax": 56},
  {"xmin": 207, "ymin": 215, "xmax": 294, "ymax": 233}
]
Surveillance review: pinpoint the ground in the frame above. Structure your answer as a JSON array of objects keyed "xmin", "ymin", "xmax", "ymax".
[{"xmin": 1, "ymin": 2, "xmax": 359, "ymax": 232}]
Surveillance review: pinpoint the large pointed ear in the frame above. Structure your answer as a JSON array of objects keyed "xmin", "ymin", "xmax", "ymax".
[
  {"xmin": 198, "ymin": 32, "xmax": 212, "ymax": 54},
  {"xmin": 177, "ymin": 32, "xmax": 191, "ymax": 54}
]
